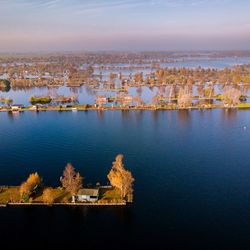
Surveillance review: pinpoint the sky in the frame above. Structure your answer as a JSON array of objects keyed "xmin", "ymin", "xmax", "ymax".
[{"xmin": 0, "ymin": 0, "xmax": 250, "ymax": 52}]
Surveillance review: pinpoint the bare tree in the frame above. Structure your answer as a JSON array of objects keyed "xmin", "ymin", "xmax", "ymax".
[
  {"xmin": 61, "ymin": 163, "xmax": 83, "ymax": 195},
  {"xmin": 177, "ymin": 87, "xmax": 192, "ymax": 108},
  {"xmin": 222, "ymin": 87, "xmax": 241, "ymax": 107}
]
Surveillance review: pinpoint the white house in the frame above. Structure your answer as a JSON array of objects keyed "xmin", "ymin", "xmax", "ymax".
[
  {"xmin": 74, "ymin": 188, "xmax": 99, "ymax": 202},
  {"xmin": 11, "ymin": 104, "xmax": 24, "ymax": 111}
]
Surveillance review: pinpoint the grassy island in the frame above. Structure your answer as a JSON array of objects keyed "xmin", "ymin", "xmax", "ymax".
[
  {"xmin": 29, "ymin": 96, "xmax": 52, "ymax": 105},
  {"xmin": 0, "ymin": 154, "xmax": 134, "ymax": 206},
  {"xmin": 0, "ymin": 79, "xmax": 11, "ymax": 92}
]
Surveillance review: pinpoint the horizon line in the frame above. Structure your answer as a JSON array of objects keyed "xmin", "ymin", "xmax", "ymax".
[{"xmin": 1, "ymin": 49, "xmax": 250, "ymax": 55}]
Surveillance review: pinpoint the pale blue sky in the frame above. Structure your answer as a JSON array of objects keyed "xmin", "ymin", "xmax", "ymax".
[{"xmin": 0, "ymin": 0, "xmax": 249, "ymax": 52}]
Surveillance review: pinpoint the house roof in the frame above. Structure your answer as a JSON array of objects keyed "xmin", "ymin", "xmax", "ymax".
[
  {"xmin": 77, "ymin": 188, "xmax": 99, "ymax": 197},
  {"xmin": 12, "ymin": 104, "xmax": 24, "ymax": 107}
]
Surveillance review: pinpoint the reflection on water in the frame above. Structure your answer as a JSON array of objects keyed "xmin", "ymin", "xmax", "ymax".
[
  {"xmin": 7, "ymin": 110, "xmax": 22, "ymax": 121},
  {"xmin": 1, "ymin": 57, "xmax": 250, "ymax": 106},
  {"xmin": 121, "ymin": 110, "xmax": 132, "ymax": 121},
  {"xmin": 151, "ymin": 110, "xmax": 159, "ymax": 123},
  {"xmin": 176, "ymin": 110, "xmax": 191, "ymax": 126},
  {"xmin": 1, "ymin": 82, "xmax": 250, "ymax": 106},
  {"xmin": 134, "ymin": 110, "xmax": 143, "ymax": 122},
  {"xmin": 0, "ymin": 110, "xmax": 250, "ymax": 249},
  {"xmin": 96, "ymin": 110, "xmax": 105, "ymax": 121},
  {"xmin": 0, "ymin": 85, "xmax": 11, "ymax": 92},
  {"xmin": 220, "ymin": 109, "xmax": 238, "ymax": 122}
]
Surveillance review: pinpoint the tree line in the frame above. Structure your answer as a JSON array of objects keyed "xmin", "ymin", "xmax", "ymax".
[
  {"xmin": 152, "ymin": 65, "xmax": 250, "ymax": 85},
  {"xmin": 19, "ymin": 154, "xmax": 134, "ymax": 203}
]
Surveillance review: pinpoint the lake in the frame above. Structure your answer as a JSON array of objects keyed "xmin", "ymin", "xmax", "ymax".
[{"xmin": 0, "ymin": 110, "xmax": 250, "ymax": 249}]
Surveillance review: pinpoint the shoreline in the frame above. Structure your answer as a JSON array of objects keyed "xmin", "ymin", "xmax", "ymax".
[
  {"xmin": 1, "ymin": 104, "xmax": 250, "ymax": 113},
  {"xmin": 0, "ymin": 185, "xmax": 131, "ymax": 207},
  {"xmin": 1, "ymin": 202, "xmax": 126, "ymax": 207}
]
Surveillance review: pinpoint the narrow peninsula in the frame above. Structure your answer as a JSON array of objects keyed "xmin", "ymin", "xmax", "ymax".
[{"xmin": 0, "ymin": 154, "xmax": 134, "ymax": 207}]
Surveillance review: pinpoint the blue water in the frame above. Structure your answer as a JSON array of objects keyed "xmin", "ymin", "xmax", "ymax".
[{"xmin": 0, "ymin": 110, "xmax": 250, "ymax": 249}]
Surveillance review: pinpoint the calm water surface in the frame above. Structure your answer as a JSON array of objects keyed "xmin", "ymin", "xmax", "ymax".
[{"xmin": 0, "ymin": 110, "xmax": 250, "ymax": 249}]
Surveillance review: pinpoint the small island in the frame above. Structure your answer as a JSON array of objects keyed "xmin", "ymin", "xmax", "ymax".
[
  {"xmin": 0, "ymin": 79, "xmax": 11, "ymax": 92},
  {"xmin": 0, "ymin": 154, "xmax": 134, "ymax": 207}
]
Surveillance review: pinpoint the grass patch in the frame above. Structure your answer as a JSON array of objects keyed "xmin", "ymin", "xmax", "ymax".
[
  {"xmin": 237, "ymin": 103, "xmax": 250, "ymax": 108},
  {"xmin": 0, "ymin": 186, "xmax": 21, "ymax": 203},
  {"xmin": 0, "ymin": 186, "xmax": 71, "ymax": 204},
  {"xmin": 98, "ymin": 187, "xmax": 124, "ymax": 203},
  {"xmin": 33, "ymin": 187, "xmax": 71, "ymax": 203}
]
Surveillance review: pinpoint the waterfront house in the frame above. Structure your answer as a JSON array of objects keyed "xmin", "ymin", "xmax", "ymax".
[
  {"xmin": 11, "ymin": 104, "xmax": 24, "ymax": 111},
  {"xmin": 96, "ymin": 96, "xmax": 107, "ymax": 106},
  {"xmin": 62, "ymin": 104, "xmax": 72, "ymax": 108},
  {"xmin": 29, "ymin": 105, "xmax": 39, "ymax": 111},
  {"xmin": 122, "ymin": 95, "xmax": 133, "ymax": 106},
  {"xmin": 75, "ymin": 188, "xmax": 99, "ymax": 202}
]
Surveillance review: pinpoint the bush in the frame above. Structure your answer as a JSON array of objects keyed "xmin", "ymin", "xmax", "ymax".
[
  {"xmin": 22, "ymin": 194, "xmax": 29, "ymax": 203},
  {"xmin": 62, "ymin": 197, "xmax": 68, "ymax": 203},
  {"xmin": 20, "ymin": 172, "xmax": 42, "ymax": 200},
  {"xmin": 127, "ymin": 194, "xmax": 133, "ymax": 202},
  {"xmin": 43, "ymin": 188, "xmax": 54, "ymax": 204}
]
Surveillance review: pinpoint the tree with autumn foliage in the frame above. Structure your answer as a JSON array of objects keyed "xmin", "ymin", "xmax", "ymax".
[
  {"xmin": 20, "ymin": 172, "xmax": 42, "ymax": 201},
  {"xmin": 177, "ymin": 87, "xmax": 192, "ymax": 108},
  {"xmin": 43, "ymin": 188, "xmax": 54, "ymax": 204},
  {"xmin": 134, "ymin": 72, "xmax": 143, "ymax": 83},
  {"xmin": 60, "ymin": 163, "xmax": 83, "ymax": 195},
  {"xmin": 107, "ymin": 154, "xmax": 134, "ymax": 199}
]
